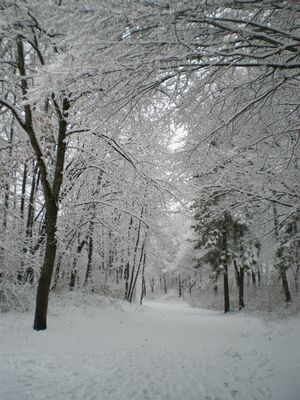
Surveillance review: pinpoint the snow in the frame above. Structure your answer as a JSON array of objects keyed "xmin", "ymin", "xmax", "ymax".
[{"xmin": 0, "ymin": 296, "xmax": 300, "ymax": 400}]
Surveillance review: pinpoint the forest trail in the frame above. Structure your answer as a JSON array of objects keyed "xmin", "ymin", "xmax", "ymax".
[{"xmin": 0, "ymin": 297, "xmax": 299, "ymax": 400}]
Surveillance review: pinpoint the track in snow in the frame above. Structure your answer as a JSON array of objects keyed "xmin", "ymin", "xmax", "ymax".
[{"xmin": 0, "ymin": 298, "xmax": 299, "ymax": 400}]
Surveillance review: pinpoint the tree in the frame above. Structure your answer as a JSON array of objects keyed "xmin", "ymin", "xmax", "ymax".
[{"xmin": 0, "ymin": 1, "xmax": 108, "ymax": 328}]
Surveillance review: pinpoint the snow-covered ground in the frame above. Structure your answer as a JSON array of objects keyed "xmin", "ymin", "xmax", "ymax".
[{"xmin": 0, "ymin": 295, "xmax": 299, "ymax": 400}]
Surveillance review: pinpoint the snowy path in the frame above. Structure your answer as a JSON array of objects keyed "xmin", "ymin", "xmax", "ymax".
[{"xmin": 1, "ymin": 297, "xmax": 300, "ymax": 400}]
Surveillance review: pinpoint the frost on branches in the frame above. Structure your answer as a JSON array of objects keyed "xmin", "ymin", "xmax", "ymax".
[{"xmin": 0, "ymin": 0, "xmax": 299, "ymax": 327}]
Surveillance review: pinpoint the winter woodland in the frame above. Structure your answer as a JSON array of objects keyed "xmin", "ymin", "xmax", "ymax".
[
  {"xmin": 1, "ymin": 1, "xmax": 300, "ymax": 399},
  {"xmin": 0, "ymin": 0, "xmax": 300, "ymax": 325}
]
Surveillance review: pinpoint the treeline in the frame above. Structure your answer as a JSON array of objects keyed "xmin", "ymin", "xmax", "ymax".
[{"xmin": 1, "ymin": 0, "xmax": 299, "ymax": 328}]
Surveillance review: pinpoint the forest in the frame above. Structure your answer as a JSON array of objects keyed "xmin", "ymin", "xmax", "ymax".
[{"xmin": 0, "ymin": 0, "xmax": 299, "ymax": 332}]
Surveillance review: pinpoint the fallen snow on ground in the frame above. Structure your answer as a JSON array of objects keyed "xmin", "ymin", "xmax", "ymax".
[{"xmin": 1, "ymin": 295, "xmax": 299, "ymax": 400}]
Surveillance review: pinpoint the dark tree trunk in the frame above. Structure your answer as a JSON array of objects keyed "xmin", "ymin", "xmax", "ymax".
[
  {"xmin": 17, "ymin": 161, "xmax": 28, "ymax": 282},
  {"xmin": 124, "ymin": 217, "xmax": 133, "ymax": 300},
  {"xmin": 239, "ymin": 266, "xmax": 245, "ymax": 310},
  {"xmin": 20, "ymin": 161, "xmax": 27, "ymax": 220},
  {"xmin": 116, "ymin": 267, "xmax": 119, "ymax": 285},
  {"xmin": 129, "ymin": 239, "xmax": 145, "ymax": 303},
  {"xmin": 33, "ymin": 104, "xmax": 68, "ymax": 329},
  {"xmin": 3, "ymin": 182, "xmax": 9, "ymax": 230},
  {"xmin": 234, "ymin": 259, "xmax": 245, "ymax": 310},
  {"xmin": 234, "ymin": 259, "xmax": 240, "ymax": 289},
  {"xmin": 33, "ymin": 94, "xmax": 69, "ymax": 329},
  {"xmin": 281, "ymin": 267, "xmax": 292, "ymax": 303},
  {"xmin": 24, "ymin": 164, "xmax": 40, "ymax": 283},
  {"xmin": 84, "ymin": 224, "xmax": 94, "ymax": 286},
  {"xmin": 2, "ymin": 125, "xmax": 13, "ymax": 230},
  {"xmin": 124, "ymin": 262, "xmax": 130, "ymax": 299},
  {"xmin": 223, "ymin": 264, "xmax": 230, "ymax": 313},
  {"xmin": 213, "ymin": 264, "xmax": 218, "ymax": 294},
  {"xmin": 140, "ymin": 276, "xmax": 146, "ymax": 305},
  {"xmin": 257, "ymin": 264, "xmax": 261, "ymax": 285},
  {"xmin": 32, "ymin": 210, "xmax": 47, "ymax": 255},
  {"xmin": 33, "ymin": 205, "xmax": 58, "ymax": 330},
  {"xmin": 140, "ymin": 251, "xmax": 147, "ymax": 305},
  {"xmin": 127, "ymin": 210, "xmax": 143, "ymax": 301},
  {"xmin": 178, "ymin": 274, "xmax": 182, "ymax": 297},
  {"xmin": 251, "ymin": 269, "xmax": 256, "ymax": 287},
  {"xmin": 222, "ymin": 225, "xmax": 230, "ymax": 313},
  {"xmin": 25, "ymin": 164, "xmax": 39, "ymax": 239},
  {"xmin": 273, "ymin": 204, "xmax": 292, "ymax": 303},
  {"xmin": 69, "ymin": 268, "xmax": 77, "ymax": 291},
  {"xmin": 163, "ymin": 274, "xmax": 167, "ymax": 294}
]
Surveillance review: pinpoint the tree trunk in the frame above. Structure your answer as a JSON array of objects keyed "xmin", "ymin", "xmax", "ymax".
[
  {"xmin": 2, "ymin": 124, "xmax": 13, "ymax": 230},
  {"xmin": 222, "ymin": 221, "xmax": 230, "ymax": 313},
  {"xmin": 163, "ymin": 274, "xmax": 167, "ymax": 294},
  {"xmin": 2, "ymin": 181, "xmax": 10, "ymax": 230},
  {"xmin": 234, "ymin": 259, "xmax": 245, "ymax": 310},
  {"xmin": 281, "ymin": 266, "xmax": 292, "ymax": 303},
  {"xmin": 24, "ymin": 163, "xmax": 40, "ymax": 283},
  {"xmin": 273, "ymin": 204, "xmax": 291, "ymax": 303},
  {"xmin": 129, "ymin": 239, "xmax": 145, "ymax": 302},
  {"xmin": 127, "ymin": 210, "xmax": 143, "ymax": 301},
  {"xmin": 223, "ymin": 264, "xmax": 230, "ymax": 313},
  {"xmin": 20, "ymin": 161, "xmax": 27, "ymax": 220},
  {"xmin": 124, "ymin": 262, "xmax": 130, "ymax": 299},
  {"xmin": 124, "ymin": 217, "xmax": 133, "ymax": 300},
  {"xmin": 251, "ymin": 269, "xmax": 256, "ymax": 287},
  {"xmin": 69, "ymin": 268, "xmax": 77, "ymax": 291},
  {"xmin": 239, "ymin": 266, "xmax": 245, "ymax": 310},
  {"xmin": 234, "ymin": 259, "xmax": 240, "ymax": 289},
  {"xmin": 84, "ymin": 225, "xmax": 94, "ymax": 286},
  {"xmin": 17, "ymin": 161, "xmax": 28, "ymax": 282},
  {"xmin": 140, "ymin": 251, "xmax": 147, "ymax": 305},
  {"xmin": 32, "ymin": 94, "xmax": 69, "ymax": 329},
  {"xmin": 178, "ymin": 274, "xmax": 182, "ymax": 297},
  {"xmin": 116, "ymin": 267, "xmax": 119, "ymax": 285},
  {"xmin": 33, "ymin": 205, "xmax": 58, "ymax": 330},
  {"xmin": 33, "ymin": 110, "xmax": 67, "ymax": 329},
  {"xmin": 257, "ymin": 264, "xmax": 261, "ymax": 285}
]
